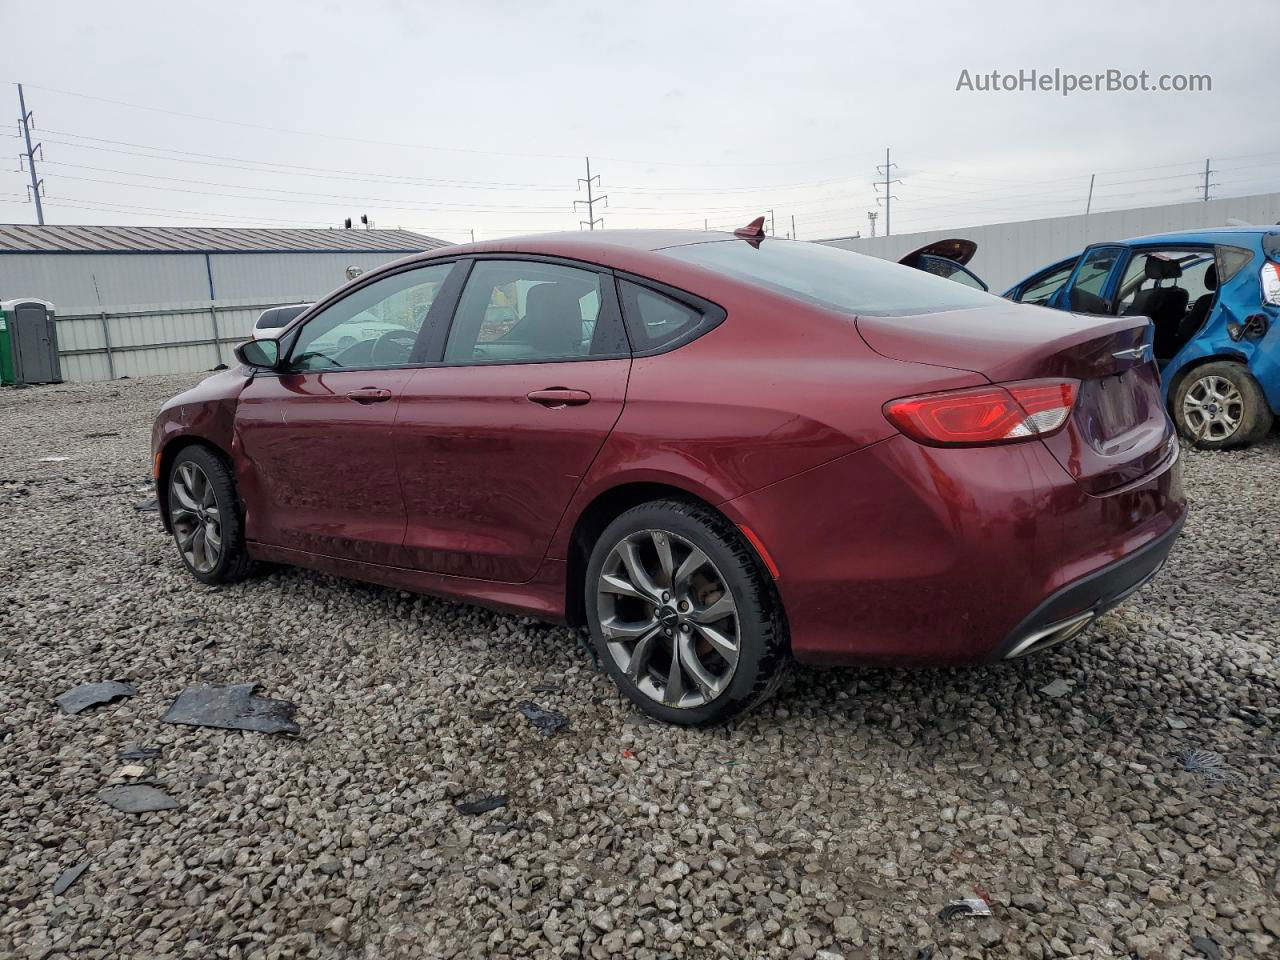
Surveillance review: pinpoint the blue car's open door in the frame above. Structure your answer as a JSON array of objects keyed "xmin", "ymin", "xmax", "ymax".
[{"xmin": 1049, "ymin": 243, "xmax": 1128, "ymax": 314}]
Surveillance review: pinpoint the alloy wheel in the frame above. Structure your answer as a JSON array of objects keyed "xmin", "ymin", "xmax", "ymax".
[
  {"xmin": 595, "ymin": 528, "xmax": 740, "ymax": 709},
  {"xmin": 1182, "ymin": 374, "xmax": 1244, "ymax": 442},
  {"xmin": 169, "ymin": 461, "xmax": 223, "ymax": 574}
]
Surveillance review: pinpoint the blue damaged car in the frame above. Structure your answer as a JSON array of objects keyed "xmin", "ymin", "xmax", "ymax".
[{"xmin": 1003, "ymin": 228, "xmax": 1280, "ymax": 449}]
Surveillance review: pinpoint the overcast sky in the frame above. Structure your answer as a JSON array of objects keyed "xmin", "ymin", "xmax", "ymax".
[{"xmin": 2, "ymin": 0, "xmax": 1277, "ymax": 242}]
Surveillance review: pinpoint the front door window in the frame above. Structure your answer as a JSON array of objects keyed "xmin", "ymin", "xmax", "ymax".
[{"xmin": 288, "ymin": 264, "xmax": 454, "ymax": 371}]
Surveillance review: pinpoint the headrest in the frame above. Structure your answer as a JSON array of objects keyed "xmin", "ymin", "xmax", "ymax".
[
  {"xmin": 525, "ymin": 283, "xmax": 584, "ymax": 355},
  {"xmin": 1203, "ymin": 263, "xmax": 1217, "ymax": 291},
  {"xmin": 1145, "ymin": 256, "xmax": 1182, "ymax": 281}
]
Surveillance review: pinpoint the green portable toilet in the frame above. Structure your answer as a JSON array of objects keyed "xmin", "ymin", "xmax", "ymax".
[{"xmin": 0, "ymin": 298, "xmax": 61, "ymax": 385}]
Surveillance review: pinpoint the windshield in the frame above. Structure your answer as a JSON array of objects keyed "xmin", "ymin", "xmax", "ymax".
[{"xmin": 660, "ymin": 239, "xmax": 999, "ymax": 316}]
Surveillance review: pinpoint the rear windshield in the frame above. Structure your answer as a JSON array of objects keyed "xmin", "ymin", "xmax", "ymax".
[{"xmin": 661, "ymin": 239, "xmax": 998, "ymax": 316}]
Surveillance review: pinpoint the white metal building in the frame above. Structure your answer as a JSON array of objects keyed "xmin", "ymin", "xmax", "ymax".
[
  {"xmin": 822, "ymin": 191, "xmax": 1280, "ymax": 294},
  {"xmin": 0, "ymin": 225, "xmax": 448, "ymax": 381}
]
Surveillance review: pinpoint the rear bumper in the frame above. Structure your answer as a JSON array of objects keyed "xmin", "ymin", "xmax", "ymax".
[
  {"xmin": 721, "ymin": 433, "xmax": 1187, "ymax": 666},
  {"xmin": 986, "ymin": 509, "xmax": 1184, "ymax": 661}
]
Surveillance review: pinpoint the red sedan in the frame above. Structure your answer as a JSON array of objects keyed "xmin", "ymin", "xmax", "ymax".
[{"xmin": 152, "ymin": 224, "xmax": 1187, "ymax": 725}]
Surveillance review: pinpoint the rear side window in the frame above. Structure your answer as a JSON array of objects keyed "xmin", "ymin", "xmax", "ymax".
[
  {"xmin": 1215, "ymin": 244, "xmax": 1255, "ymax": 284},
  {"xmin": 660, "ymin": 239, "xmax": 997, "ymax": 316},
  {"xmin": 444, "ymin": 260, "xmax": 624, "ymax": 364},
  {"xmin": 617, "ymin": 280, "xmax": 712, "ymax": 352}
]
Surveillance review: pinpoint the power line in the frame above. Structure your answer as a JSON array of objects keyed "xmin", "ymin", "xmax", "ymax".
[
  {"xmin": 18, "ymin": 81, "xmax": 862, "ymax": 169},
  {"xmin": 37, "ymin": 161, "xmax": 578, "ymax": 213},
  {"xmin": 37, "ymin": 129, "xmax": 574, "ymax": 191},
  {"xmin": 41, "ymin": 171, "xmax": 583, "ymax": 215}
]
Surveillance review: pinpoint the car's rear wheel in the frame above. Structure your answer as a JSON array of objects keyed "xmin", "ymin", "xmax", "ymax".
[
  {"xmin": 585, "ymin": 499, "xmax": 788, "ymax": 726},
  {"xmin": 167, "ymin": 445, "xmax": 253, "ymax": 584},
  {"xmin": 1173, "ymin": 361, "xmax": 1273, "ymax": 450}
]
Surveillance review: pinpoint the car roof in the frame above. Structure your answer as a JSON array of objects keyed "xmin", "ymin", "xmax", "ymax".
[
  {"xmin": 399, "ymin": 229, "xmax": 747, "ymax": 274},
  {"xmin": 1122, "ymin": 225, "xmax": 1278, "ymax": 246},
  {"xmin": 378, "ymin": 227, "xmax": 757, "ymax": 281}
]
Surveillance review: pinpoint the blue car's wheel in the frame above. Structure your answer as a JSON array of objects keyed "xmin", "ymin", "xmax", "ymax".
[{"xmin": 1173, "ymin": 361, "xmax": 1274, "ymax": 450}]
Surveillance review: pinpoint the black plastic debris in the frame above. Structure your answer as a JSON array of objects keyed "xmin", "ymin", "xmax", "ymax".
[
  {"xmin": 1190, "ymin": 935, "xmax": 1222, "ymax": 960},
  {"xmin": 517, "ymin": 701, "xmax": 569, "ymax": 737},
  {"xmin": 84, "ymin": 431, "xmax": 120, "ymax": 438},
  {"xmin": 938, "ymin": 898, "xmax": 992, "ymax": 922},
  {"xmin": 531, "ymin": 681, "xmax": 562, "ymax": 694},
  {"xmin": 98, "ymin": 784, "xmax": 180, "ymax": 813},
  {"xmin": 454, "ymin": 795, "xmax": 508, "ymax": 815},
  {"xmin": 118, "ymin": 744, "xmax": 161, "ymax": 761},
  {"xmin": 52, "ymin": 862, "xmax": 90, "ymax": 896},
  {"xmin": 54, "ymin": 680, "xmax": 137, "ymax": 715},
  {"xmin": 161, "ymin": 683, "xmax": 299, "ymax": 735},
  {"xmin": 133, "ymin": 499, "xmax": 159, "ymax": 513}
]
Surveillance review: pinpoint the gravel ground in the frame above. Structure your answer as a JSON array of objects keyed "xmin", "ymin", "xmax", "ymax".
[{"xmin": 2, "ymin": 374, "xmax": 1279, "ymax": 960}]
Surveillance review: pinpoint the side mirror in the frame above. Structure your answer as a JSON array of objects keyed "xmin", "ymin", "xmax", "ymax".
[{"xmin": 234, "ymin": 337, "xmax": 281, "ymax": 369}]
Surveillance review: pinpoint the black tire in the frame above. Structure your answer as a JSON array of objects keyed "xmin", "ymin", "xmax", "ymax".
[
  {"xmin": 166, "ymin": 445, "xmax": 254, "ymax": 585},
  {"xmin": 584, "ymin": 499, "xmax": 789, "ymax": 726},
  {"xmin": 1172, "ymin": 361, "xmax": 1274, "ymax": 450}
]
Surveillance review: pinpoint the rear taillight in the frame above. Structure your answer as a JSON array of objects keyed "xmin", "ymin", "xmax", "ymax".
[{"xmin": 884, "ymin": 379, "xmax": 1078, "ymax": 447}]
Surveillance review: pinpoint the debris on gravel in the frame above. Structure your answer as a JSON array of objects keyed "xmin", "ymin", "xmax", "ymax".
[
  {"xmin": 516, "ymin": 699, "xmax": 570, "ymax": 736},
  {"xmin": 161, "ymin": 682, "xmax": 300, "ymax": 735},
  {"xmin": 49, "ymin": 862, "xmax": 90, "ymax": 897},
  {"xmin": 454, "ymin": 794, "xmax": 509, "ymax": 815},
  {"xmin": 117, "ymin": 743, "xmax": 161, "ymax": 761},
  {"xmin": 3, "ymin": 374, "xmax": 1279, "ymax": 959},
  {"xmin": 1038, "ymin": 677, "xmax": 1070, "ymax": 698},
  {"xmin": 53, "ymin": 679, "xmax": 137, "ymax": 714},
  {"xmin": 937, "ymin": 898, "xmax": 993, "ymax": 922},
  {"xmin": 97, "ymin": 784, "xmax": 181, "ymax": 813}
]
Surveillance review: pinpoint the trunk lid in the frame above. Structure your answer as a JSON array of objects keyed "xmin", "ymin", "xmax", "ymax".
[{"xmin": 858, "ymin": 301, "xmax": 1175, "ymax": 494}]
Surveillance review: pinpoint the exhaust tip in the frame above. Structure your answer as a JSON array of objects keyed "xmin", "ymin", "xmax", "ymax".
[{"xmin": 1004, "ymin": 611, "xmax": 1095, "ymax": 660}]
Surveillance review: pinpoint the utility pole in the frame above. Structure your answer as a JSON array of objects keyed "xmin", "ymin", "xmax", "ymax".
[
  {"xmin": 874, "ymin": 147, "xmax": 900, "ymax": 236},
  {"xmin": 767, "ymin": 209, "xmax": 775, "ymax": 237},
  {"xmin": 867, "ymin": 211, "xmax": 878, "ymax": 238},
  {"xmin": 704, "ymin": 218, "xmax": 708, "ymax": 231},
  {"xmin": 470, "ymin": 228, "xmax": 475, "ymax": 243},
  {"xmin": 17, "ymin": 84, "xmax": 45, "ymax": 225},
  {"xmin": 1085, "ymin": 174, "xmax": 1095, "ymax": 215},
  {"xmin": 575, "ymin": 156, "xmax": 607, "ymax": 230},
  {"xmin": 1202, "ymin": 158, "xmax": 1215, "ymax": 201},
  {"xmin": 791, "ymin": 214, "xmax": 796, "ymax": 240}
]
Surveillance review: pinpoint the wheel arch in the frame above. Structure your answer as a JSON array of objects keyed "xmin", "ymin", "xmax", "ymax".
[
  {"xmin": 156, "ymin": 435, "xmax": 233, "ymax": 533},
  {"xmin": 1165, "ymin": 350, "xmax": 1254, "ymax": 417}
]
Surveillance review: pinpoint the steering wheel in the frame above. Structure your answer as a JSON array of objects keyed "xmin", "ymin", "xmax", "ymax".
[{"xmin": 370, "ymin": 329, "xmax": 418, "ymax": 366}]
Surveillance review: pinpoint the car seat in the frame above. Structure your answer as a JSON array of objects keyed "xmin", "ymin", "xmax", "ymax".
[
  {"xmin": 1173, "ymin": 264, "xmax": 1217, "ymax": 356},
  {"xmin": 1124, "ymin": 257, "xmax": 1189, "ymax": 360}
]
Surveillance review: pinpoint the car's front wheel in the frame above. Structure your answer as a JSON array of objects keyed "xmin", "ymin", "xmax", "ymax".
[
  {"xmin": 585, "ymin": 499, "xmax": 788, "ymax": 726},
  {"xmin": 167, "ymin": 445, "xmax": 254, "ymax": 584},
  {"xmin": 1173, "ymin": 361, "xmax": 1274, "ymax": 450}
]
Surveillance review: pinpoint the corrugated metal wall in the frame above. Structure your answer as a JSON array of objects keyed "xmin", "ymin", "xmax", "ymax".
[
  {"xmin": 0, "ymin": 249, "xmax": 420, "ymax": 381},
  {"xmin": 55, "ymin": 299, "xmax": 288, "ymax": 382},
  {"xmin": 822, "ymin": 192, "xmax": 1280, "ymax": 294}
]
